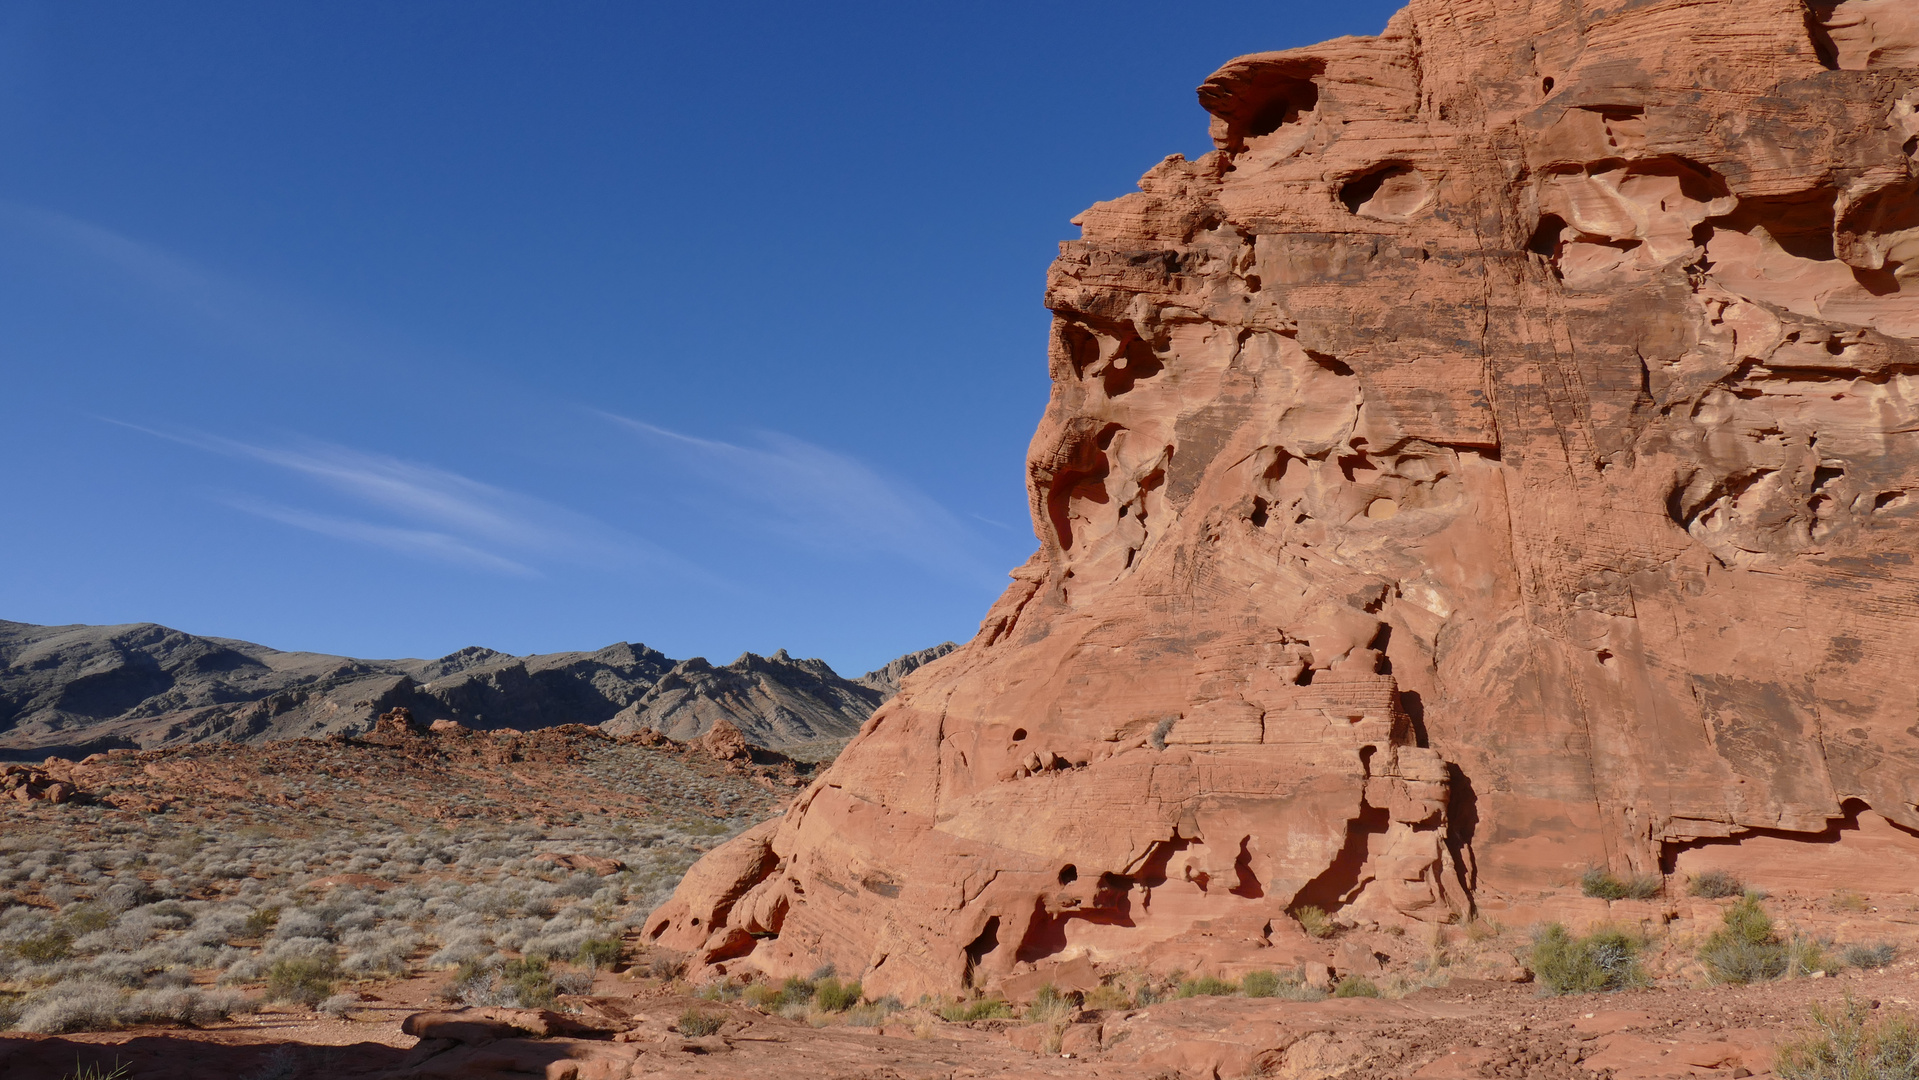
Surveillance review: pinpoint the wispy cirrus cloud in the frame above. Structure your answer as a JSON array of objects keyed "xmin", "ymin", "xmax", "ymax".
[
  {"xmin": 106, "ymin": 420, "xmax": 686, "ymax": 579},
  {"xmin": 219, "ymin": 497, "xmax": 539, "ymax": 577},
  {"xmin": 0, "ymin": 199, "xmax": 356, "ymax": 368},
  {"xmin": 598, "ymin": 412, "xmax": 1005, "ymax": 585}
]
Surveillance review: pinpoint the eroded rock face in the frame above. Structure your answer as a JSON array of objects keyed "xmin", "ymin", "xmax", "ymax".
[{"xmin": 650, "ymin": 0, "xmax": 1919, "ymax": 999}]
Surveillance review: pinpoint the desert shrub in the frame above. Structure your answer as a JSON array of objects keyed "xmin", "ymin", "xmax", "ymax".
[
  {"xmin": 1688, "ymin": 870, "xmax": 1745, "ymax": 899},
  {"xmin": 813, "ymin": 976, "xmax": 861, "ymax": 1012},
  {"xmin": 576, "ymin": 937, "xmax": 622, "ymax": 968},
  {"xmin": 272, "ymin": 909, "xmax": 330, "ymax": 943},
  {"xmin": 12, "ymin": 930, "xmax": 74, "ymax": 963},
  {"xmin": 1700, "ymin": 895, "xmax": 1789, "ymax": 984},
  {"xmin": 15, "ymin": 981, "xmax": 129, "ymax": 1033},
  {"xmin": 940, "ymin": 997, "xmax": 1013, "ymax": 1022},
  {"xmin": 1082, "ymin": 981, "xmax": 1132, "ymax": 1011},
  {"xmin": 124, "ymin": 986, "xmax": 242, "ymax": 1026},
  {"xmin": 63, "ymin": 906, "xmax": 112, "ymax": 935},
  {"xmin": 318, "ymin": 992, "xmax": 358, "ymax": 1019},
  {"xmin": 550, "ymin": 965, "xmax": 596, "ymax": 996},
  {"xmin": 677, "ymin": 1008, "xmax": 723, "ymax": 1037},
  {"xmin": 264, "ymin": 956, "xmax": 338, "ymax": 1005},
  {"xmin": 485, "ymin": 957, "xmax": 557, "ymax": 1008},
  {"xmin": 1242, "ymin": 970, "xmax": 1281, "ymax": 998},
  {"xmin": 1844, "ymin": 942, "xmax": 1899, "ymax": 970},
  {"xmin": 1294, "ymin": 906, "xmax": 1335, "ymax": 939},
  {"xmin": 1832, "ymin": 891, "xmax": 1871, "ymax": 914},
  {"xmin": 841, "ymin": 996, "xmax": 901, "ymax": 1028},
  {"xmin": 742, "ymin": 983, "xmax": 783, "ymax": 1009},
  {"xmin": 1776, "ymin": 994, "xmax": 1919, "ymax": 1080},
  {"xmin": 1531, "ymin": 923, "xmax": 1646, "ymax": 995},
  {"xmin": 1177, "ymin": 976, "xmax": 1238, "ymax": 998},
  {"xmin": 1580, "ymin": 867, "xmax": 1662, "ymax": 900},
  {"xmin": 1333, "ymin": 976, "xmax": 1381, "ymax": 998}
]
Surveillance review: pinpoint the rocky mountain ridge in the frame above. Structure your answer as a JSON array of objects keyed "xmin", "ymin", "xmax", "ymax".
[{"xmin": 0, "ymin": 619, "xmax": 955, "ymax": 758}]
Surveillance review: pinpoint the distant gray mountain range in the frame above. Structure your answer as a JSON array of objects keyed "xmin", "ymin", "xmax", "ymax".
[{"xmin": 0, "ymin": 619, "xmax": 957, "ymax": 759}]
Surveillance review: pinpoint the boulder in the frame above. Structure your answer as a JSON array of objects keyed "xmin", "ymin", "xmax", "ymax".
[{"xmin": 653, "ymin": 0, "xmax": 1919, "ymax": 1001}]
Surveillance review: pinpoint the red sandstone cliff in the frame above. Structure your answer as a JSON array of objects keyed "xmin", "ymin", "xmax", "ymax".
[{"xmin": 647, "ymin": 0, "xmax": 1919, "ymax": 999}]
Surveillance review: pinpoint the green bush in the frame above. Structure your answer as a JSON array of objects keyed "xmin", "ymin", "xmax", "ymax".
[
  {"xmin": 64, "ymin": 906, "xmax": 112, "ymax": 935},
  {"xmin": 813, "ymin": 977, "xmax": 860, "ymax": 1012},
  {"xmin": 939, "ymin": 997, "xmax": 1013, "ymax": 1022},
  {"xmin": 1531, "ymin": 923, "xmax": 1646, "ymax": 995},
  {"xmin": 240, "ymin": 907, "xmax": 281, "ymax": 940},
  {"xmin": 742, "ymin": 983, "xmax": 783, "ymax": 1009},
  {"xmin": 677, "ymin": 1009, "xmax": 723, "ymax": 1037},
  {"xmin": 575, "ymin": 937, "xmax": 622, "ymax": 968},
  {"xmin": 1241, "ymin": 970, "xmax": 1280, "ymax": 998},
  {"xmin": 264, "ymin": 956, "xmax": 338, "ymax": 1006},
  {"xmin": 1688, "ymin": 870, "xmax": 1745, "ymax": 899},
  {"xmin": 1177, "ymin": 976, "xmax": 1238, "ymax": 998},
  {"xmin": 500, "ymin": 956, "xmax": 556, "ymax": 1008},
  {"xmin": 12, "ymin": 931, "xmax": 74, "ymax": 963},
  {"xmin": 1696, "ymin": 894, "xmax": 1827, "ymax": 982},
  {"xmin": 1333, "ymin": 976, "xmax": 1381, "ymax": 998},
  {"xmin": 1777, "ymin": 994, "xmax": 1919, "ymax": 1080},
  {"xmin": 1580, "ymin": 867, "xmax": 1662, "ymax": 900}
]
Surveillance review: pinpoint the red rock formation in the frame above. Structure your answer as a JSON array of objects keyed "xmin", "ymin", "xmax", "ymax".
[{"xmin": 649, "ymin": 0, "xmax": 1919, "ymax": 999}]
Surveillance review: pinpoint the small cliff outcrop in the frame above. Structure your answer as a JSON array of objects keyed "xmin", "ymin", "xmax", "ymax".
[{"xmin": 648, "ymin": 0, "xmax": 1919, "ymax": 999}]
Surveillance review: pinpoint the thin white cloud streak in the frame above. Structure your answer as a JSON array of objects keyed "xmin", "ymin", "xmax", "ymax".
[
  {"xmin": 107, "ymin": 420, "xmax": 703, "ymax": 580},
  {"xmin": 219, "ymin": 498, "xmax": 538, "ymax": 577},
  {"xmin": 598, "ymin": 412, "xmax": 1005, "ymax": 585},
  {"xmin": 0, "ymin": 200, "xmax": 352, "ymax": 367}
]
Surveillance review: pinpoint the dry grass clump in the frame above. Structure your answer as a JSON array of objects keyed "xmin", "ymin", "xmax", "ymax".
[
  {"xmin": 1687, "ymin": 870, "xmax": 1745, "ymax": 899},
  {"xmin": 1580, "ymin": 867, "xmax": 1662, "ymax": 900},
  {"xmin": 939, "ymin": 995, "xmax": 1013, "ymax": 1021},
  {"xmin": 1776, "ymin": 994, "xmax": 1919, "ymax": 1080},
  {"xmin": 1293, "ymin": 905, "xmax": 1335, "ymax": 939}
]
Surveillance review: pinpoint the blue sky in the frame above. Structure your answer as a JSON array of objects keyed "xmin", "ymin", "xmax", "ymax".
[{"xmin": 0, "ymin": 1, "xmax": 1406, "ymax": 676}]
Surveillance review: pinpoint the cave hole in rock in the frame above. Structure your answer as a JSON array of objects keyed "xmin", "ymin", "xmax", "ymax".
[
  {"xmin": 1294, "ymin": 666, "xmax": 1316, "ymax": 686},
  {"xmin": 1104, "ymin": 336, "xmax": 1165, "ymax": 397},
  {"xmin": 1057, "ymin": 864, "xmax": 1077, "ymax": 885},
  {"xmin": 1339, "ymin": 164, "xmax": 1430, "ymax": 220},
  {"xmin": 1596, "ymin": 648, "xmax": 1614, "ymax": 666},
  {"xmin": 1814, "ymin": 465, "xmax": 1845, "ymax": 491},
  {"xmin": 1877, "ymin": 491, "xmax": 1909, "ymax": 512},
  {"xmin": 1014, "ymin": 888, "xmax": 1138, "ymax": 965},
  {"xmin": 1012, "ymin": 727, "xmax": 1027, "ymax": 742},
  {"xmin": 1658, "ymin": 798, "xmax": 1916, "ymax": 873},
  {"xmin": 1528, "ymin": 215, "xmax": 1568, "ymax": 258},
  {"xmin": 1291, "ymin": 802, "xmax": 1393, "ymax": 914},
  {"xmin": 1541, "ymin": 76, "xmax": 1555, "ymax": 95},
  {"xmin": 962, "ymin": 915, "xmax": 1001, "ymax": 987},
  {"xmin": 1305, "ymin": 349, "xmax": 1354, "ymax": 376},
  {"xmin": 1709, "ymin": 187, "xmax": 1840, "ymax": 261},
  {"xmin": 1250, "ymin": 496, "xmax": 1271, "ymax": 528},
  {"xmin": 1399, "ymin": 689, "xmax": 1429, "ymax": 747},
  {"xmin": 1245, "ymin": 78, "xmax": 1320, "ymax": 138}
]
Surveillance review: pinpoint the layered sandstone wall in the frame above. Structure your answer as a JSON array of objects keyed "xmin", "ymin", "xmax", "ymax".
[{"xmin": 648, "ymin": 0, "xmax": 1919, "ymax": 1000}]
